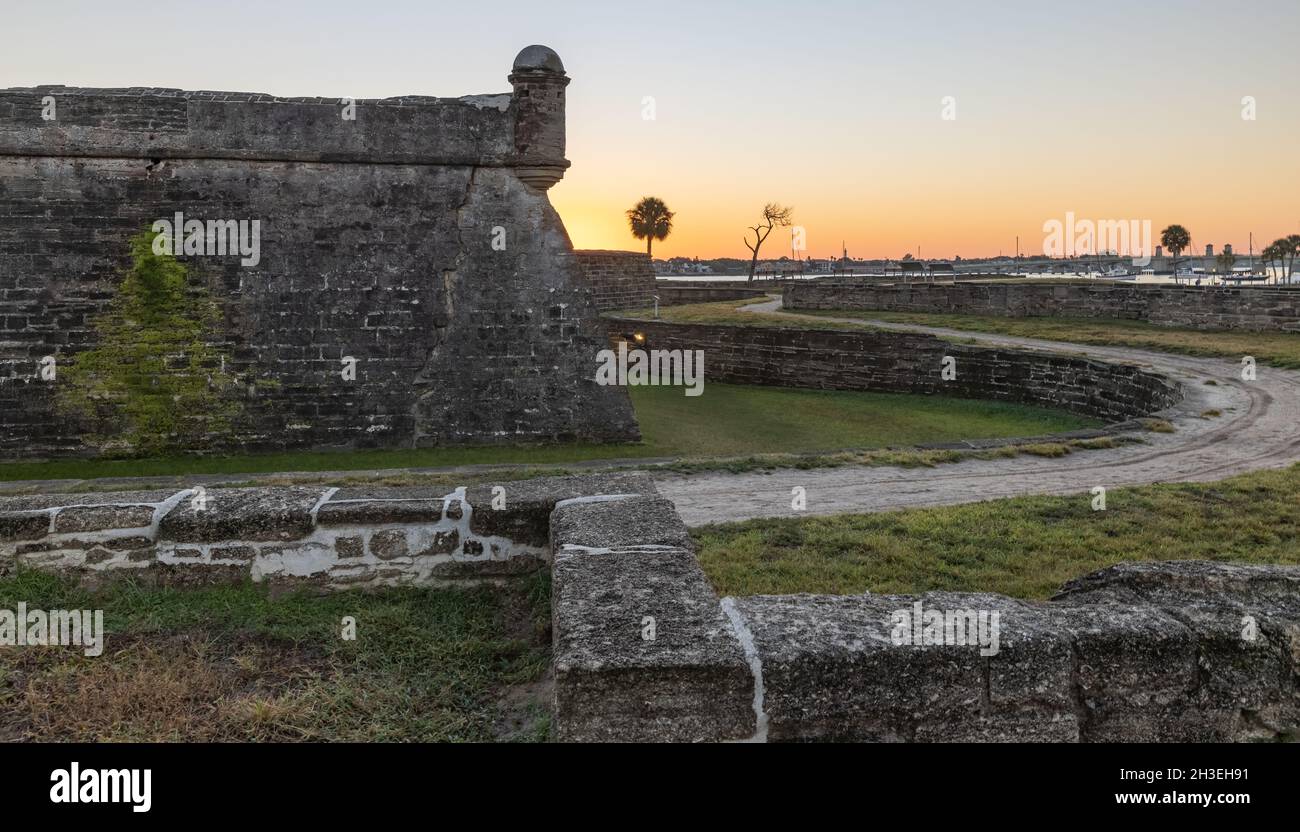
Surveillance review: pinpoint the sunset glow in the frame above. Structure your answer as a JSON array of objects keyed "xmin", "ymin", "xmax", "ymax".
[{"xmin": 4, "ymin": 0, "xmax": 1298, "ymax": 259}]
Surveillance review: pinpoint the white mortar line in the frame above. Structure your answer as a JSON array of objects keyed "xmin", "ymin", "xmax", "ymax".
[
  {"xmin": 309, "ymin": 487, "xmax": 340, "ymax": 525},
  {"xmin": 720, "ymin": 596, "xmax": 769, "ymax": 743}
]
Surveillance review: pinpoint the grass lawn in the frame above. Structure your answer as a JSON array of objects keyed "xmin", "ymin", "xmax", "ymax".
[
  {"xmin": 0, "ymin": 572, "xmax": 551, "ymax": 741},
  {"xmin": 0, "ymin": 383, "xmax": 1096, "ymax": 484},
  {"xmin": 694, "ymin": 464, "xmax": 1300, "ymax": 601},
  {"xmin": 797, "ymin": 309, "xmax": 1300, "ymax": 369}
]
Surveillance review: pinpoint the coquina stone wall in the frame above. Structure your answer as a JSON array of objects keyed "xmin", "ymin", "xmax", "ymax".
[
  {"xmin": 548, "ymin": 489, "xmax": 1300, "ymax": 742},
  {"xmin": 785, "ymin": 281, "xmax": 1300, "ymax": 332},
  {"xmin": 0, "ymin": 472, "xmax": 652, "ymax": 589},
  {"xmin": 7, "ymin": 472, "xmax": 1295, "ymax": 741},
  {"xmin": 613, "ymin": 320, "xmax": 1182, "ymax": 423},
  {"xmin": 0, "ymin": 46, "xmax": 638, "ymax": 460},
  {"xmin": 654, "ymin": 285, "xmax": 768, "ymax": 305},
  {"xmin": 574, "ymin": 250, "xmax": 657, "ymax": 311}
]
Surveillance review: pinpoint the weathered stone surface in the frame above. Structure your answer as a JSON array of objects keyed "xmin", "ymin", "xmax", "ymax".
[
  {"xmin": 1054, "ymin": 559, "xmax": 1300, "ymax": 607},
  {"xmin": 786, "ymin": 281, "xmax": 1300, "ymax": 333},
  {"xmin": 467, "ymin": 472, "xmax": 656, "ymax": 546},
  {"xmin": 368, "ymin": 530, "xmax": 409, "ymax": 560},
  {"xmin": 316, "ymin": 499, "xmax": 448, "ymax": 527},
  {"xmin": 612, "ymin": 320, "xmax": 1182, "ymax": 423},
  {"xmin": 0, "ymin": 510, "xmax": 49, "ymax": 542},
  {"xmin": 550, "ymin": 494, "xmax": 753, "ymax": 742},
  {"xmin": 733, "ymin": 592, "xmax": 1077, "ymax": 742},
  {"xmin": 53, "ymin": 504, "xmax": 157, "ymax": 533},
  {"xmin": 210, "ymin": 545, "xmax": 256, "ymax": 563},
  {"xmin": 18, "ymin": 535, "xmax": 154, "ymax": 554},
  {"xmin": 334, "ymin": 536, "xmax": 363, "ymax": 559},
  {"xmin": 552, "ymin": 543, "xmax": 755, "ymax": 742},
  {"xmin": 574, "ymin": 250, "xmax": 656, "ymax": 311},
  {"xmin": 430, "ymin": 555, "xmax": 544, "ymax": 579},
  {"xmin": 0, "ymin": 48, "xmax": 638, "ymax": 460},
  {"xmin": 1055, "ymin": 560, "xmax": 1300, "ymax": 739},
  {"xmin": 413, "ymin": 530, "xmax": 459, "ymax": 557},
  {"xmin": 158, "ymin": 487, "xmax": 323, "ymax": 542},
  {"xmin": 548, "ymin": 495, "xmax": 692, "ymax": 551}
]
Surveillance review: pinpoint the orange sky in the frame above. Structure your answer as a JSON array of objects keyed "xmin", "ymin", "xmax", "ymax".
[{"xmin": 6, "ymin": 0, "xmax": 1297, "ymax": 261}]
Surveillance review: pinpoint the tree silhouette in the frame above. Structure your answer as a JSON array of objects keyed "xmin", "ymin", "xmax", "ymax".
[
  {"xmin": 743, "ymin": 203, "xmax": 794, "ymax": 281},
  {"xmin": 626, "ymin": 197, "xmax": 674, "ymax": 256}
]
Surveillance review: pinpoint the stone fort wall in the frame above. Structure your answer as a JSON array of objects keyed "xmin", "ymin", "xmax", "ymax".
[
  {"xmin": 573, "ymin": 249, "xmax": 656, "ymax": 311},
  {"xmin": 614, "ymin": 320, "xmax": 1182, "ymax": 423},
  {"xmin": 0, "ymin": 46, "xmax": 638, "ymax": 459},
  {"xmin": 786, "ymin": 281, "xmax": 1300, "ymax": 332}
]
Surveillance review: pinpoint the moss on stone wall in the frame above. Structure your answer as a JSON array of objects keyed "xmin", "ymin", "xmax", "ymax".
[{"xmin": 56, "ymin": 231, "xmax": 241, "ymax": 456}]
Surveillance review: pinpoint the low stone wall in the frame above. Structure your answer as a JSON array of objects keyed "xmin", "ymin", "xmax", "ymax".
[
  {"xmin": 548, "ymin": 494, "xmax": 1300, "ymax": 742},
  {"xmin": 785, "ymin": 281, "xmax": 1300, "ymax": 332},
  {"xmin": 0, "ymin": 473, "xmax": 651, "ymax": 589},
  {"xmin": 574, "ymin": 250, "xmax": 657, "ymax": 311},
  {"xmin": 613, "ymin": 320, "xmax": 1182, "ymax": 423},
  {"xmin": 5, "ymin": 474, "xmax": 1297, "ymax": 741},
  {"xmin": 654, "ymin": 285, "xmax": 769, "ymax": 305},
  {"xmin": 723, "ymin": 561, "xmax": 1300, "ymax": 742}
]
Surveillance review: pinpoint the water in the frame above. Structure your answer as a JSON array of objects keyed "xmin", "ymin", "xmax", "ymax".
[{"xmin": 656, "ymin": 269, "xmax": 1297, "ymax": 286}]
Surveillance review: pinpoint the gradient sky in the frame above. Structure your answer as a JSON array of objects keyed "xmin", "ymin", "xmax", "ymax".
[{"xmin": 4, "ymin": 0, "xmax": 1298, "ymax": 259}]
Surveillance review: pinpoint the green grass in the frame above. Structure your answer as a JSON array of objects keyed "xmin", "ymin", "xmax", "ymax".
[
  {"xmin": 797, "ymin": 309, "xmax": 1300, "ymax": 369},
  {"xmin": 694, "ymin": 464, "xmax": 1300, "ymax": 601},
  {"xmin": 0, "ymin": 572, "xmax": 551, "ymax": 741},
  {"xmin": 628, "ymin": 384, "xmax": 1095, "ymax": 457},
  {"xmin": 0, "ymin": 382, "xmax": 1095, "ymax": 484}
]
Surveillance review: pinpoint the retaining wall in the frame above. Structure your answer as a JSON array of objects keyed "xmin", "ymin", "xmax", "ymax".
[
  {"xmin": 785, "ymin": 281, "xmax": 1300, "ymax": 332},
  {"xmin": 574, "ymin": 250, "xmax": 657, "ymax": 311},
  {"xmin": 654, "ymin": 285, "xmax": 769, "ymax": 305},
  {"xmin": 612, "ymin": 320, "xmax": 1183, "ymax": 423},
  {"xmin": 0, "ymin": 472, "xmax": 651, "ymax": 589}
]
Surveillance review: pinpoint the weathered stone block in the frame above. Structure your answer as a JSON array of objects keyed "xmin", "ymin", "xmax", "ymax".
[
  {"xmin": 368, "ymin": 530, "xmax": 409, "ymax": 560},
  {"xmin": 552, "ymin": 541, "xmax": 755, "ymax": 742},
  {"xmin": 159, "ymin": 487, "xmax": 323, "ymax": 542},
  {"xmin": 334, "ymin": 536, "xmax": 364, "ymax": 559},
  {"xmin": 548, "ymin": 495, "xmax": 691, "ymax": 551},
  {"xmin": 53, "ymin": 504, "xmax": 157, "ymax": 533}
]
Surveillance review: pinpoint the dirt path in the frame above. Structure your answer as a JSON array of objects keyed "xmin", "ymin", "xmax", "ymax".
[{"xmin": 656, "ymin": 299, "xmax": 1300, "ymax": 526}]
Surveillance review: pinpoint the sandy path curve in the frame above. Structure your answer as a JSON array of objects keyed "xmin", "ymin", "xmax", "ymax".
[{"xmin": 655, "ymin": 298, "xmax": 1300, "ymax": 526}]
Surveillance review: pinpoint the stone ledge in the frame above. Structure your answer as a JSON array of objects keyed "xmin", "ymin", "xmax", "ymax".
[
  {"xmin": 719, "ymin": 563, "xmax": 1300, "ymax": 742},
  {"xmin": 785, "ymin": 281, "xmax": 1300, "ymax": 333},
  {"xmin": 0, "ymin": 473, "xmax": 656, "ymax": 589},
  {"xmin": 549, "ymin": 497, "xmax": 755, "ymax": 742}
]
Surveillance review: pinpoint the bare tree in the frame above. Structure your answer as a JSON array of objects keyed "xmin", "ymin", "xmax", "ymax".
[{"xmin": 743, "ymin": 203, "xmax": 794, "ymax": 281}]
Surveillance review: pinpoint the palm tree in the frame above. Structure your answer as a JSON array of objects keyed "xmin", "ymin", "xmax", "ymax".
[
  {"xmin": 1160, "ymin": 225, "xmax": 1191, "ymax": 279},
  {"xmin": 1263, "ymin": 241, "xmax": 1283, "ymax": 283},
  {"xmin": 1287, "ymin": 235, "xmax": 1300, "ymax": 284},
  {"xmin": 626, "ymin": 197, "xmax": 674, "ymax": 256},
  {"xmin": 1215, "ymin": 250, "xmax": 1237, "ymax": 276},
  {"xmin": 1266, "ymin": 237, "xmax": 1299, "ymax": 284}
]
